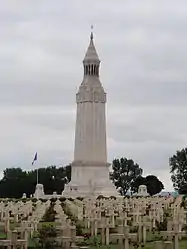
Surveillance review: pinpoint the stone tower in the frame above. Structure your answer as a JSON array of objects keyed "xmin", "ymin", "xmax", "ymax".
[{"xmin": 63, "ymin": 32, "xmax": 118, "ymax": 197}]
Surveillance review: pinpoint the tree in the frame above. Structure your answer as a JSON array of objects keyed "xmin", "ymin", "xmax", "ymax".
[
  {"xmin": 170, "ymin": 148, "xmax": 187, "ymax": 192},
  {"xmin": 131, "ymin": 175, "xmax": 164, "ymax": 196},
  {"xmin": 0, "ymin": 168, "xmax": 28, "ymax": 198},
  {"xmin": 110, "ymin": 157, "xmax": 143, "ymax": 195},
  {"xmin": 0, "ymin": 164, "xmax": 72, "ymax": 198},
  {"xmin": 178, "ymin": 184, "xmax": 187, "ymax": 195},
  {"xmin": 131, "ymin": 176, "xmax": 145, "ymax": 193},
  {"xmin": 64, "ymin": 164, "xmax": 71, "ymax": 183},
  {"xmin": 144, "ymin": 175, "xmax": 164, "ymax": 196}
]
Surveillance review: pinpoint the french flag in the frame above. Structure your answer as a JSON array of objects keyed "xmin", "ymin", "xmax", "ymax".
[{"xmin": 32, "ymin": 152, "xmax": 38, "ymax": 165}]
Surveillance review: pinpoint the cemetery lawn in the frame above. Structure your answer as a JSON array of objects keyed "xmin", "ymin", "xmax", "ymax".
[
  {"xmin": 38, "ymin": 221, "xmax": 56, "ymax": 227},
  {"xmin": 0, "ymin": 232, "xmax": 6, "ymax": 239},
  {"xmin": 180, "ymin": 240, "xmax": 187, "ymax": 249},
  {"xmin": 90, "ymin": 240, "xmax": 187, "ymax": 249}
]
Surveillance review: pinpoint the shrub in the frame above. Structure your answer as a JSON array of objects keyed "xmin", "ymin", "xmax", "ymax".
[
  {"xmin": 50, "ymin": 198, "xmax": 57, "ymax": 203},
  {"xmin": 68, "ymin": 197, "xmax": 74, "ymax": 202},
  {"xmin": 59, "ymin": 197, "xmax": 66, "ymax": 202},
  {"xmin": 42, "ymin": 202, "xmax": 57, "ymax": 222},
  {"xmin": 61, "ymin": 201, "xmax": 84, "ymax": 236},
  {"xmin": 110, "ymin": 196, "xmax": 117, "ymax": 200},
  {"xmin": 36, "ymin": 223, "xmax": 58, "ymax": 249},
  {"xmin": 97, "ymin": 195, "xmax": 105, "ymax": 200},
  {"xmin": 77, "ymin": 197, "xmax": 84, "ymax": 201}
]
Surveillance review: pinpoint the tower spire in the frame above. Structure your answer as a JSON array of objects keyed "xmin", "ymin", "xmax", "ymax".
[
  {"xmin": 90, "ymin": 25, "xmax": 94, "ymax": 41},
  {"xmin": 83, "ymin": 27, "xmax": 100, "ymax": 77}
]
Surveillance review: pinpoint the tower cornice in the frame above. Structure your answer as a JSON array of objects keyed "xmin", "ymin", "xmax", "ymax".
[{"xmin": 76, "ymin": 90, "xmax": 106, "ymax": 103}]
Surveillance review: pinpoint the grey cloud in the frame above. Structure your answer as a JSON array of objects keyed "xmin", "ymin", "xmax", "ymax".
[
  {"xmin": 0, "ymin": 0, "xmax": 187, "ymax": 190},
  {"xmin": 106, "ymin": 79, "xmax": 187, "ymax": 106},
  {"xmin": 107, "ymin": 106, "xmax": 187, "ymax": 173},
  {"xmin": 108, "ymin": 107, "xmax": 187, "ymax": 143},
  {"xmin": 107, "ymin": 138, "xmax": 181, "ymax": 172},
  {"xmin": 109, "ymin": 124, "xmax": 182, "ymax": 144},
  {"xmin": 18, "ymin": 112, "xmax": 75, "ymax": 132}
]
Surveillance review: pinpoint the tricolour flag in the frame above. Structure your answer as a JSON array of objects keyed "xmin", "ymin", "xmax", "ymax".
[{"xmin": 32, "ymin": 152, "xmax": 38, "ymax": 165}]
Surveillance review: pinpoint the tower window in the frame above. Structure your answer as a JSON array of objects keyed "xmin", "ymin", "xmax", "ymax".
[{"xmin": 84, "ymin": 64, "xmax": 99, "ymax": 76}]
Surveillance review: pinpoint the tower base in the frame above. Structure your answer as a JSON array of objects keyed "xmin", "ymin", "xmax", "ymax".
[{"xmin": 63, "ymin": 165, "xmax": 118, "ymax": 198}]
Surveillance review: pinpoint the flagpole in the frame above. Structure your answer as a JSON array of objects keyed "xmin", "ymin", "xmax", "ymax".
[
  {"xmin": 32, "ymin": 152, "xmax": 38, "ymax": 185},
  {"xmin": 36, "ymin": 168, "xmax": 39, "ymax": 185}
]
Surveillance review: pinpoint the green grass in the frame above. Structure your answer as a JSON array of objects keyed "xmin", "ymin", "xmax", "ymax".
[
  {"xmin": 89, "ymin": 240, "xmax": 187, "ymax": 249},
  {"xmin": 37, "ymin": 221, "xmax": 56, "ymax": 228},
  {"xmin": 0, "ymin": 232, "xmax": 6, "ymax": 239},
  {"xmin": 28, "ymin": 237, "xmax": 38, "ymax": 247},
  {"xmin": 180, "ymin": 240, "xmax": 187, "ymax": 249},
  {"xmin": 90, "ymin": 246, "xmax": 117, "ymax": 249}
]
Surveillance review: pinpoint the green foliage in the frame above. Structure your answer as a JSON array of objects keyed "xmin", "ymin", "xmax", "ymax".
[
  {"xmin": 145, "ymin": 175, "xmax": 164, "ymax": 195},
  {"xmin": 179, "ymin": 184, "xmax": 187, "ymax": 195},
  {"xmin": 131, "ymin": 176, "xmax": 146, "ymax": 193},
  {"xmin": 110, "ymin": 196, "xmax": 117, "ymax": 200},
  {"xmin": 181, "ymin": 197, "xmax": 187, "ymax": 208},
  {"xmin": 50, "ymin": 198, "xmax": 57, "ymax": 203},
  {"xmin": 77, "ymin": 197, "xmax": 84, "ymax": 201},
  {"xmin": 110, "ymin": 157, "xmax": 143, "ymax": 195},
  {"xmin": 68, "ymin": 197, "xmax": 74, "ymax": 202},
  {"xmin": 156, "ymin": 218, "xmax": 167, "ymax": 232},
  {"xmin": 170, "ymin": 147, "xmax": 187, "ymax": 192},
  {"xmin": 155, "ymin": 210, "xmax": 171, "ymax": 231},
  {"xmin": 76, "ymin": 222, "xmax": 84, "ymax": 236},
  {"xmin": 88, "ymin": 236, "xmax": 100, "ymax": 247},
  {"xmin": 77, "ymin": 235, "xmax": 100, "ymax": 247},
  {"xmin": 131, "ymin": 175, "xmax": 164, "ymax": 196},
  {"xmin": 40, "ymin": 199, "xmax": 47, "ymax": 203},
  {"xmin": 59, "ymin": 197, "xmax": 66, "ymax": 202},
  {"xmin": 35, "ymin": 223, "xmax": 58, "ymax": 249},
  {"xmin": 0, "ymin": 165, "xmax": 71, "ymax": 198},
  {"xmin": 42, "ymin": 201, "xmax": 57, "ymax": 222},
  {"xmin": 61, "ymin": 200, "xmax": 84, "ymax": 236}
]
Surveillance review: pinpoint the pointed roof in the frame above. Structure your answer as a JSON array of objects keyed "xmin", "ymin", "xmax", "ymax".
[{"xmin": 83, "ymin": 32, "xmax": 100, "ymax": 62}]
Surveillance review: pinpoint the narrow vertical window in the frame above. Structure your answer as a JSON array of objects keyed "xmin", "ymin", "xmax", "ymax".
[{"xmin": 94, "ymin": 65, "xmax": 96, "ymax": 75}]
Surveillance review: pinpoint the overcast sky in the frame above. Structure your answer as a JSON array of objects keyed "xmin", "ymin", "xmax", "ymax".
[{"xmin": 0, "ymin": 0, "xmax": 187, "ymax": 191}]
